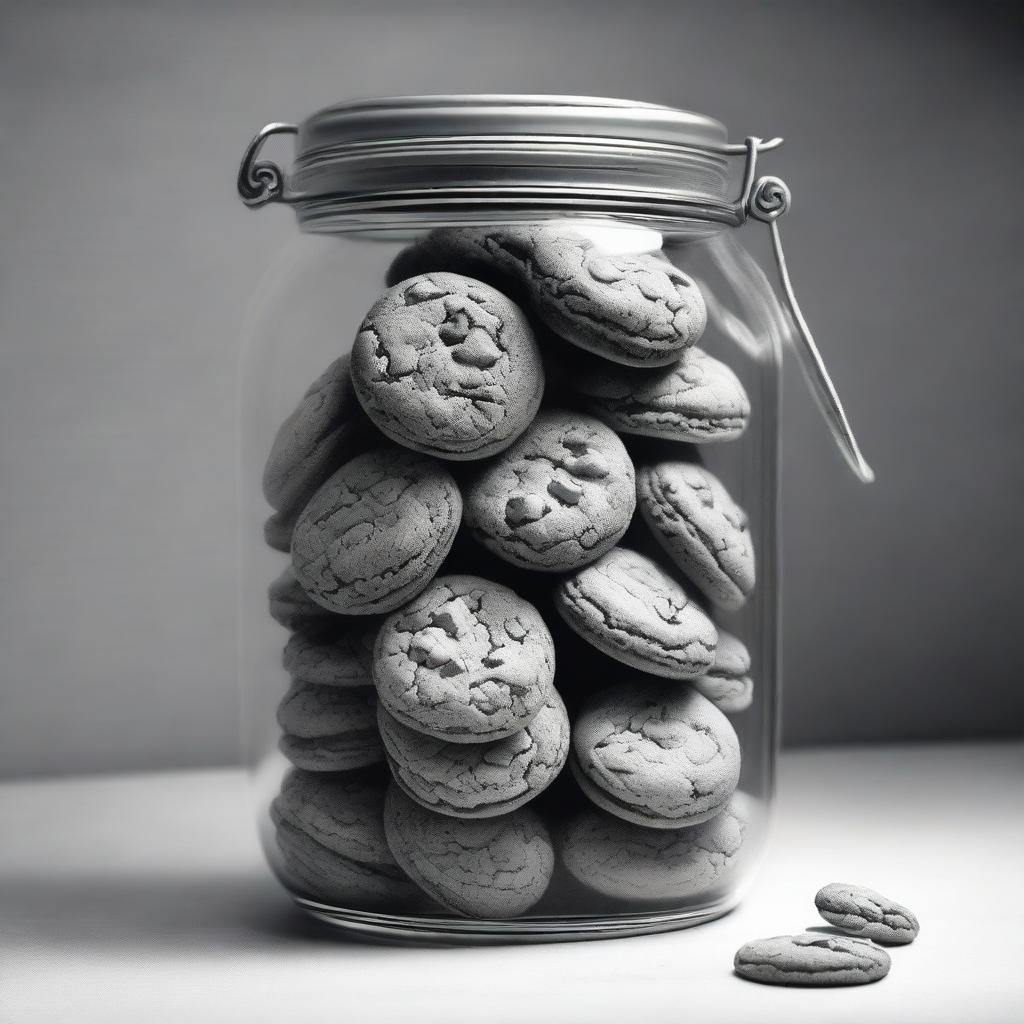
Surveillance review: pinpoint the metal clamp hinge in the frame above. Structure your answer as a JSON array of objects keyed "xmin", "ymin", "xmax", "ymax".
[{"xmin": 237, "ymin": 123, "xmax": 298, "ymax": 208}]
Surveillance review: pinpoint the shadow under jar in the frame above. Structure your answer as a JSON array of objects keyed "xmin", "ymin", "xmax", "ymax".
[{"xmin": 236, "ymin": 95, "xmax": 871, "ymax": 944}]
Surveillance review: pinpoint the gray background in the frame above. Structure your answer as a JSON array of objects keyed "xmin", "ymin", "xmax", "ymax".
[{"xmin": 2, "ymin": 0, "xmax": 1021, "ymax": 777}]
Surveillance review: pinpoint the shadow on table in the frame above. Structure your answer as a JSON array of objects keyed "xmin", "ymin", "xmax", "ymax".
[{"xmin": 0, "ymin": 869, "xmax": 364, "ymax": 954}]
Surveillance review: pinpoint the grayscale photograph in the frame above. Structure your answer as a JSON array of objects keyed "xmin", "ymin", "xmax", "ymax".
[{"xmin": 1, "ymin": 1, "xmax": 1021, "ymax": 1021}]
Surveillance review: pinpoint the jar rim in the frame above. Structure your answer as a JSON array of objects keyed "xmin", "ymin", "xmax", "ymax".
[
  {"xmin": 238, "ymin": 94, "xmax": 779, "ymax": 233},
  {"xmin": 298, "ymin": 94, "xmax": 729, "ymax": 150}
]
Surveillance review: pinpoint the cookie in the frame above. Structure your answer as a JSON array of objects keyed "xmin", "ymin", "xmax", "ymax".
[
  {"xmin": 373, "ymin": 575, "xmax": 555, "ymax": 742},
  {"xmin": 378, "ymin": 690, "xmax": 569, "ymax": 818},
  {"xmin": 734, "ymin": 933, "xmax": 891, "ymax": 986},
  {"xmin": 388, "ymin": 226, "xmax": 706, "ymax": 367},
  {"xmin": 264, "ymin": 510, "xmax": 297, "ymax": 553},
  {"xmin": 271, "ymin": 769, "xmax": 416, "ymax": 908},
  {"xmin": 571, "ymin": 681, "xmax": 741, "ymax": 828},
  {"xmin": 691, "ymin": 632, "xmax": 754, "ymax": 713},
  {"xmin": 268, "ymin": 567, "xmax": 335, "ymax": 631},
  {"xmin": 554, "ymin": 548, "xmax": 717, "ymax": 679},
  {"xmin": 559, "ymin": 793, "xmax": 753, "ymax": 901},
  {"xmin": 283, "ymin": 621, "xmax": 378, "ymax": 687},
  {"xmin": 350, "ymin": 273, "xmax": 543, "ymax": 460},
  {"xmin": 637, "ymin": 462, "xmax": 755, "ymax": 610},
  {"xmin": 574, "ymin": 346, "xmax": 750, "ymax": 442},
  {"xmin": 291, "ymin": 446, "xmax": 462, "ymax": 615},
  {"xmin": 262, "ymin": 355, "xmax": 365, "ymax": 516},
  {"xmin": 276, "ymin": 681, "xmax": 383, "ymax": 772},
  {"xmin": 464, "ymin": 410, "xmax": 636, "ymax": 572},
  {"xmin": 383, "ymin": 785, "xmax": 554, "ymax": 919},
  {"xmin": 815, "ymin": 883, "xmax": 920, "ymax": 945}
]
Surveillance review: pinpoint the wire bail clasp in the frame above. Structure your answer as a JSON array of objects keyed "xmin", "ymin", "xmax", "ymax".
[{"xmin": 741, "ymin": 139, "xmax": 874, "ymax": 483}]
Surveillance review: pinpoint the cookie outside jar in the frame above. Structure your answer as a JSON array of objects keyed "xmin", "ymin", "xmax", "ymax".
[{"xmin": 235, "ymin": 95, "xmax": 871, "ymax": 943}]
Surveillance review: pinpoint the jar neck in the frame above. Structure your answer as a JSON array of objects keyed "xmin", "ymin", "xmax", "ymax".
[{"xmin": 291, "ymin": 195, "xmax": 741, "ymax": 238}]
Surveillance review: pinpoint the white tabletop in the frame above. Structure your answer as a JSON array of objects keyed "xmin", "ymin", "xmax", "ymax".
[{"xmin": 2, "ymin": 741, "xmax": 1022, "ymax": 1024}]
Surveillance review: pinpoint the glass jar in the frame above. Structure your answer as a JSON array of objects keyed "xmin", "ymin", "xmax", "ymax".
[{"xmin": 236, "ymin": 95, "xmax": 871, "ymax": 943}]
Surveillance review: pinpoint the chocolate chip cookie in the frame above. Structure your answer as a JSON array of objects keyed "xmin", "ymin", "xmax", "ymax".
[
  {"xmin": 291, "ymin": 446, "xmax": 461, "ymax": 614},
  {"xmin": 383, "ymin": 785, "xmax": 554, "ymax": 918},
  {"xmin": 374, "ymin": 575, "xmax": 555, "ymax": 742},
  {"xmin": 692, "ymin": 631, "xmax": 753, "ymax": 713},
  {"xmin": 378, "ymin": 690, "xmax": 569, "ymax": 818},
  {"xmin": 560, "ymin": 793, "xmax": 754, "ymax": 901},
  {"xmin": 637, "ymin": 461, "xmax": 755, "ymax": 609},
  {"xmin": 283, "ymin": 621, "xmax": 378, "ymax": 687},
  {"xmin": 554, "ymin": 548, "xmax": 717, "ymax": 679},
  {"xmin": 734, "ymin": 933, "xmax": 891, "ymax": 986},
  {"xmin": 571, "ymin": 680, "xmax": 741, "ymax": 828},
  {"xmin": 465, "ymin": 410, "xmax": 636, "ymax": 572},
  {"xmin": 351, "ymin": 273, "xmax": 543, "ymax": 460},
  {"xmin": 575, "ymin": 346, "xmax": 750, "ymax": 442},
  {"xmin": 815, "ymin": 883, "xmax": 920, "ymax": 945},
  {"xmin": 271, "ymin": 768, "xmax": 416, "ymax": 908},
  {"xmin": 277, "ymin": 681, "xmax": 383, "ymax": 771},
  {"xmin": 268, "ymin": 567, "xmax": 335, "ymax": 631},
  {"xmin": 263, "ymin": 354, "xmax": 366, "ymax": 516}
]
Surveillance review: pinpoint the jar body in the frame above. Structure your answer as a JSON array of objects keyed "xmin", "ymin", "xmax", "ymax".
[{"xmin": 239, "ymin": 216, "xmax": 783, "ymax": 941}]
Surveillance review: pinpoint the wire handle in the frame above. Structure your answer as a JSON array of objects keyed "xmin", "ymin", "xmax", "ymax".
[{"xmin": 747, "ymin": 171, "xmax": 875, "ymax": 483}]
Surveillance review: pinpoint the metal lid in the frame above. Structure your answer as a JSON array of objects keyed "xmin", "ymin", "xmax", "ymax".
[
  {"xmin": 237, "ymin": 94, "xmax": 779, "ymax": 233},
  {"xmin": 297, "ymin": 94, "xmax": 729, "ymax": 149}
]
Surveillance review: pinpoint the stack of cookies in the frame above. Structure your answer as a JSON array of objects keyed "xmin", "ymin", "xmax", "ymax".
[{"xmin": 262, "ymin": 225, "xmax": 759, "ymax": 920}]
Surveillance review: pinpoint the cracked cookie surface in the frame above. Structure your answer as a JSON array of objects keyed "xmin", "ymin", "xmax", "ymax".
[
  {"xmin": 383, "ymin": 785, "xmax": 554, "ymax": 918},
  {"xmin": 283, "ymin": 621, "xmax": 379, "ymax": 687},
  {"xmin": 554, "ymin": 548, "xmax": 717, "ymax": 679},
  {"xmin": 638, "ymin": 462, "xmax": 755, "ymax": 610},
  {"xmin": 263, "ymin": 355, "xmax": 366, "ymax": 516},
  {"xmin": 571, "ymin": 681, "xmax": 741, "ymax": 828},
  {"xmin": 734, "ymin": 933, "xmax": 891, "ymax": 986},
  {"xmin": 277, "ymin": 681, "xmax": 383, "ymax": 771},
  {"xmin": 378, "ymin": 690, "xmax": 569, "ymax": 818},
  {"xmin": 388, "ymin": 227, "xmax": 706, "ymax": 366},
  {"xmin": 291, "ymin": 446, "xmax": 461, "ymax": 614},
  {"xmin": 465, "ymin": 410, "xmax": 636, "ymax": 572},
  {"xmin": 351, "ymin": 273, "xmax": 543, "ymax": 460},
  {"xmin": 692, "ymin": 631, "xmax": 754, "ymax": 713},
  {"xmin": 271, "ymin": 768, "xmax": 417, "ymax": 908},
  {"xmin": 560, "ymin": 792, "xmax": 754, "ymax": 901},
  {"xmin": 575, "ymin": 346, "xmax": 749, "ymax": 442},
  {"xmin": 374, "ymin": 575, "xmax": 555, "ymax": 742},
  {"xmin": 815, "ymin": 883, "xmax": 920, "ymax": 945}
]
